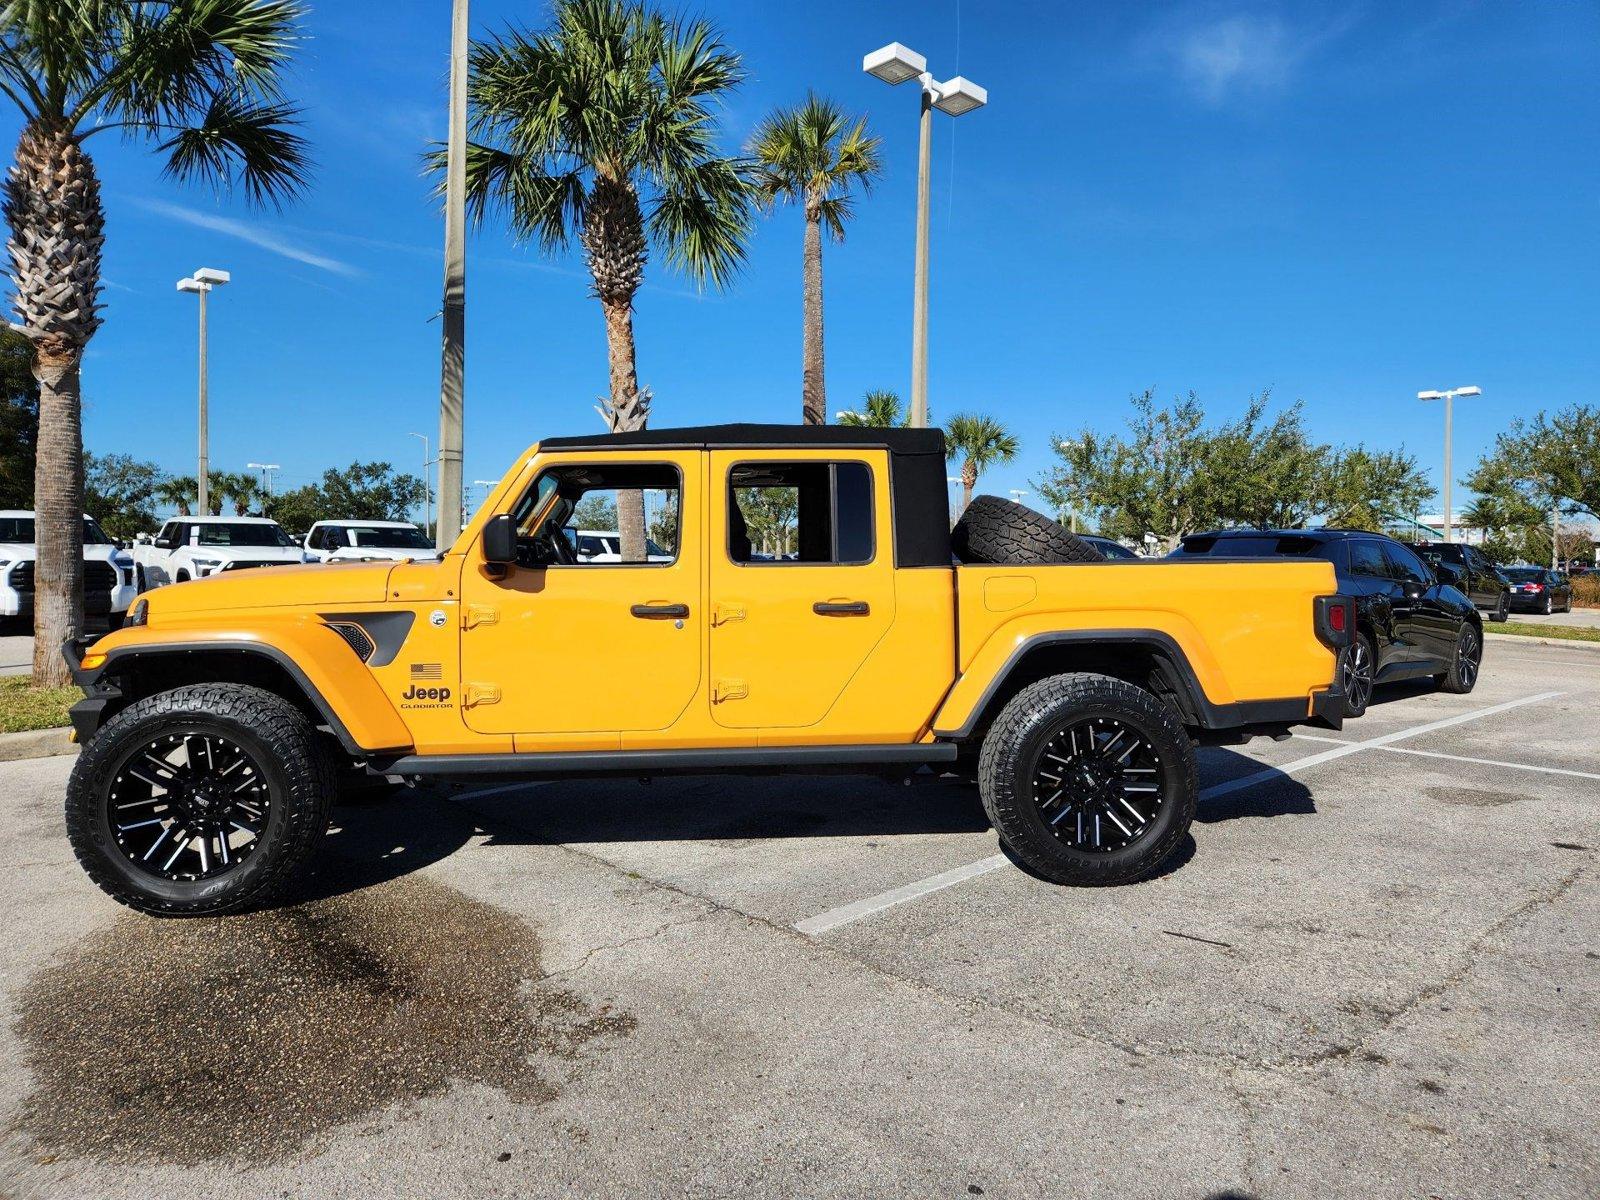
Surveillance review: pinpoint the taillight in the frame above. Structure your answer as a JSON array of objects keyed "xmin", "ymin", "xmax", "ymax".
[{"xmin": 1314, "ymin": 595, "xmax": 1352, "ymax": 651}]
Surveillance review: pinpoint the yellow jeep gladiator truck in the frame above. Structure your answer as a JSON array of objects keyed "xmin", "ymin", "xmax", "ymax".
[{"xmin": 61, "ymin": 425, "xmax": 1349, "ymax": 915}]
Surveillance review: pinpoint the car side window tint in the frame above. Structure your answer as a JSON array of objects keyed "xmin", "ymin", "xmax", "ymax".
[
  {"xmin": 1349, "ymin": 540, "xmax": 1387, "ymax": 578},
  {"xmin": 727, "ymin": 461, "xmax": 874, "ymax": 565},
  {"xmin": 1383, "ymin": 542, "xmax": 1430, "ymax": 584}
]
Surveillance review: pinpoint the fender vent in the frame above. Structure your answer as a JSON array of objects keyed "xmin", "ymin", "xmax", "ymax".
[{"xmin": 327, "ymin": 621, "xmax": 376, "ymax": 662}]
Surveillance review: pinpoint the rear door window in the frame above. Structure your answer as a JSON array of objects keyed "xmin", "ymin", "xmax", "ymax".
[
  {"xmin": 1382, "ymin": 542, "xmax": 1431, "ymax": 584},
  {"xmin": 727, "ymin": 461, "xmax": 874, "ymax": 565},
  {"xmin": 1350, "ymin": 540, "xmax": 1388, "ymax": 578}
]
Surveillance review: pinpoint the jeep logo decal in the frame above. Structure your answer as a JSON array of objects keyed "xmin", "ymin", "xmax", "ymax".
[{"xmin": 402, "ymin": 685, "xmax": 452, "ymax": 702}]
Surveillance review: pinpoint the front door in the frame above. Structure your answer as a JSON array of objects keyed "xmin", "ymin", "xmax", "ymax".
[
  {"xmin": 458, "ymin": 451, "xmax": 703, "ymax": 738},
  {"xmin": 707, "ymin": 450, "xmax": 895, "ymax": 731}
]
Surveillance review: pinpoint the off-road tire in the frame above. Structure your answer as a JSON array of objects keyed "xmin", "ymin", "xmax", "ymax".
[
  {"xmin": 952, "ymin": 495, "xmax": 1105, "ymax": 566},
  {"xmin": 1437, "ymin": 623, "xmax": 1482, "ymax": 695},
  {"xmin": 66, "ymin": 683, "xmax": 335, "ymax": 916},
  {"xmin": 1490, "ymin": 594, "xmax": 1508, "ymax": 623},
  {"xmin": 977, "ymin": 672, "xmax": 1196, "ymax": 886}
]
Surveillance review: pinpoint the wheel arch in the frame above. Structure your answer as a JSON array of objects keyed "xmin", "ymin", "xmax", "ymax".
[{"xmin": 75, "ymin": 640, "xmax": 412, "ymax": 757}]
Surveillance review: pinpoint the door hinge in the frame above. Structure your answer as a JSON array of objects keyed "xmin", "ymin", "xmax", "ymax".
[
  {"xmin": 463, "ymin": 683, "xmax": 501, "ymax": 707},
  {"xmin": 464, "ymin": 604, "xmax": 499, "ymax": 629},
  {"xmin": 712, "ymin": 601, "xmax": 746, "ymax": 626},
  {"xmin": 713, "ymin": 678, "xmax": 748, "ymax": 703}
]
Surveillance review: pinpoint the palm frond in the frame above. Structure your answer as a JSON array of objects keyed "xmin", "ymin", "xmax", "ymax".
[
  {"xmin": 946, "ymin": 413, "xmax": 1021, "ymax": 473},
  {"xmin": 649, "ymin": 154, "xmax": 750, "ymax": 290},
  {"xmin": 158, "ymin": 89, "xmax": 309, "ymax": 209}
]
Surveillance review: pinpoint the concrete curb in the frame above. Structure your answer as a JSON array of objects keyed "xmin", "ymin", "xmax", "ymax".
[
  {"xmin": 1485, "ymin": 631, "xmax": 1600, "ymax": 654},
  {"xmin": 0, "ymin": 726, "xmax": 77, "ymax": 762}
]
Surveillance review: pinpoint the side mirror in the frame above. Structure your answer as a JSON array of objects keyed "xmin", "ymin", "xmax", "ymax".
[
  {"xmin": 482, "ymin": 513, "xmax": 516, "ymax": 570},
  {"xmin": 1402, "ymin": 579, "xmax": 1426, "ymax": 601}
]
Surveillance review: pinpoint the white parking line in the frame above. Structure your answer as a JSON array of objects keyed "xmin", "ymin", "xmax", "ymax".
[
  {"xmin": 792, "ymin": 690, "xmax": 1566, "ymax": 937},
  {"xmin": 1293, "ymin": 734, "xmax": 1600, "ymax": 782}
]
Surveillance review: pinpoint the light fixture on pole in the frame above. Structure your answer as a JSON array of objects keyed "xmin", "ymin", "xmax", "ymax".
[
  {"xmin": 408, "ymin": 432, "xmax": 434, "ymax": 538},
  {"xmin": 246, "ymin": 462, "xmax": 280, "ymax": 502},
  {"xmin": 864, "ymin": 42, "xmax": 987, "ymax": 430},
  {"xmin": 436, "ymin": 0, "xmax": 470, "ymax": 549},
  {"xmin": 1417, "ymin": 385, "xmax": 1481, "ymax": 543},
  {"xmin": 1008, "ymin": 489, "xmax": 1029, "ymax": 504},
  {"xmin": 176, "ymin": 267, "xmax": 230, "ymax": 515}
]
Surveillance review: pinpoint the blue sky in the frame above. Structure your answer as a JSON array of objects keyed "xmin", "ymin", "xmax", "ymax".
[{"xmin": 7, "ymin": 0, "xmax": 1598, "ymax": 521}]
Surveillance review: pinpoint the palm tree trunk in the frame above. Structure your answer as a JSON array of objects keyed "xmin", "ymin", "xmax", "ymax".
[
  {"xmin": 7, "ymin": 121, "xmax": 104, "ymax": 687},
  {"xmin": 600, "ymin": 295, "xmax": 647, "ymax": 561},
  {"xmin": 962, "ymin": 460, "xmax": 977, "ymax": 514},
  {"xmin": 802, "ymin": 211, "xmax": 824, "ymax": 425},
  {"xmin": 30, "ymin": 351, "xmax": 84, "ymax": 685}
]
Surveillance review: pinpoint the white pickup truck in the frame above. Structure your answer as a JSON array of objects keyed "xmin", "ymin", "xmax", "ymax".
[
  {"xmin": 302, "ymin": 519, "xmax": 438, "ymax": 562},
  {"xmin": 131, "ymin": 515, "xmax": 306, "ymax": 588},
  {"xmin": 0, "ymin": 510, "xmax": 137, "ymax": 628}
]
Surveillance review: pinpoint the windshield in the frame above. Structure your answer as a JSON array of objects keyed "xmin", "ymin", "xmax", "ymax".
[
  {"xmin": 351, "ymin": 526, "xmax": 432, "ymax": 549},
  {"xmin": 0, "ymin": 516, "xmax": 113, "ymax": 545},
  {"xmin": 195, "ymin": 522, "xmax": 296, "ymax": 548}
]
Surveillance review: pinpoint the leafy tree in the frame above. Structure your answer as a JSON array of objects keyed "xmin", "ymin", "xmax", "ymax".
[
  {"xmin": 452, "ymin": 0, "xmax": 752, "ymax": 560},
  {"xmin": 646, "ymin": 489, "xmax": 679, "ymax": 554},
  {"xmin": 262, "ymin": 484, "xmax": 322, "ymax": 535},
  {"xmin": 1, "ymin": 1, "xmax": 311, "ymax": 684},
  {"xmin": 572, "ymin": 493, "xmax": 618, "ymax": 530},
  {"xmin": 946, "ymin": 414, "xmax": 1019, "ymax": 515},
  {"xmin": 1203, "ymin": 396, "xmax": 1327, "ymax": 530},
  {"xmin": 84, "ymin": 452, "xmax": 165, "ymax": 541},
  {"xmin": 749, "ymin": 94, "xmax": 881, "ymax": 425},
  {"xmin": 1, "ymin": 325, "xmax": 38, "ymax": 508},
  {"xmin": 836, "ymin": 389, "xmax": 913, "ymax": 428},
  {"xmin": 314, "ymin": 462, "xmax": 427, "ymax": 523},
  {"xmin": 735, "ymin": 486, "xmax": 798, "ymax": 557},
  {"xmin": 1317, "ymin": 446, "xmax": 1434, "ymax": 531},
  {"xmin": 1467, "ymin": 404, "xmax": 1600, "ymax": 524}
]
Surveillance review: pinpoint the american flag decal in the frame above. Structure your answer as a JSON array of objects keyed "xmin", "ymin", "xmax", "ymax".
[{"xmin": 410, "ymin": 663, "xmax": 443, "ymax": 681}]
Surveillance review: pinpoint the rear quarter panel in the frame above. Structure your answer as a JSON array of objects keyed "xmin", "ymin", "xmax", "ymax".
[{"xmin": 937, "ymin": 560, "xmax": 1339, "ymax": 732}]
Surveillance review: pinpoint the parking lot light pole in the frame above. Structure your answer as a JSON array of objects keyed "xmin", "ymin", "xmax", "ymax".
[
  {"xmin": 863, "ymin": 43, "xmax": 987, "ymax": 429},
  {"xmin": 176, "ymin": 268, "xmax": 230, "ymax": 515},
  {"xmin": 437, "ymin": 0, "xmax": 470, "ymax": 548},
  {"xmin": 408, "ymin": 432, "xmax": 434, "ymax": 539},
  {"xmin": 1417, "ymin": 386, "xmax": 1481, "ymax": 542},
  {"xmin": 246, "ymin": 462, "xmax": 280, "ymax": 505}
]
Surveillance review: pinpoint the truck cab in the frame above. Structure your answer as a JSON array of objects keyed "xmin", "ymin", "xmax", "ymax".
[{"xmin": 63, "ymin": 425, "xmax": 1352, "ymax": 916}]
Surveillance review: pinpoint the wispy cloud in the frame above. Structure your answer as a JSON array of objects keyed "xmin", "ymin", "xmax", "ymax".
[
  {"xmin": 130, "ymin": 198, "xmax": 362, "ymax": 277},
  {"xmin": 1143, "ymin": 7, "xmax": 1361, "ymax": 103}
]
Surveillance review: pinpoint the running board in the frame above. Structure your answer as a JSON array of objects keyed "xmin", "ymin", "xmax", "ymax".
[{"xmin": 372, "ymin": 743, "xmax": 959, "ymax": 780}]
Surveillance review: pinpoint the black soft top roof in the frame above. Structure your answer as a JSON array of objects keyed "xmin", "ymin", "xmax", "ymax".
[
  {"xmin": 540, "ymin": 422, "xmax": 946, "ymax": 456},
  {"xmin": 538, "ymin": 423, "xmax": 952, "ymax": 568}
]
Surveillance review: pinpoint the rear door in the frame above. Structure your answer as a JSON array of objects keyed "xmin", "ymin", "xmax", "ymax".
[
  {"xmin": 707, "ymin": 451, "xmax": 894, "ymax": 731},
  {"xmin": 1382, "ymin": 540, "xmax": 1454, "ymax": 663},
  {"xmin": 1348, "ymin": 538, "xmax": 1405, "ymax": 664}
]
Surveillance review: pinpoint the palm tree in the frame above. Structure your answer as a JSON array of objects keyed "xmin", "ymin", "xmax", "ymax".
[
  {"xmin": 836, "ymin": 389, "xmax": 911, "ymax": 428},
  {"xmin": 220, "ymin": 472, "xmax": 261, "ymax": 516},
  {"xmin": 946, "ymin": 413, "xmax": 1020, "ymax": 514},
  {"xmin": 453, "ymin": 0, "xmax": 751, "ymax": 558},
  {"xmin": 155, "ymin": 476, "xmax": 197, "ymax": 518},
  {"xmin": 749, "ymin": 95, "xmax": 881, "ymax": 426},
  {"xmin": 1, "ymin": 3, "xmax": 310, "ymax": 684}
]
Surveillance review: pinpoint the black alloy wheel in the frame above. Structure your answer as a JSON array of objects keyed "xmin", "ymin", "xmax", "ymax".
[
  {"xmin": 1439, "ymin": 624, "xmax": 1482, "ymax": 694},
  {"xmin": 1029, "ymin": 717, "xmax": 1164, "ymax": 854},
  {"xmin": 1341, "ymin": 634, "xmax": 1375, "ymax": 718},
  {"xmin": 105, "ymin": 731, "xmax": 271, "ymax": 882}
]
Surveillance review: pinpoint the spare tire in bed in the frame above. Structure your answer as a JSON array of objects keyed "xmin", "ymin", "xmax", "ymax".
[{"xmin": 951, "ymin": 495, "xmax": 1107, "ymax": 565}]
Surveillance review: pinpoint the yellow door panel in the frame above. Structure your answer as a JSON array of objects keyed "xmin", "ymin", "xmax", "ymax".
[
  {"xmin": 458, "ymin": 450, "xmax": 704, "ymax": 737},
  {"xmin": 707, "ymin": 450, "xmax": 896, "ymax": 730}
]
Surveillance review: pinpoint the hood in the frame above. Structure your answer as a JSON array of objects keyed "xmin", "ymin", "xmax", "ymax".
[
  {"xmin": 145, "ymin": 560, "xmax": 397, "ymax": 614},
  {"xmin": 1, "ymin": 543, "xmax": 127, "ymax": 563}
]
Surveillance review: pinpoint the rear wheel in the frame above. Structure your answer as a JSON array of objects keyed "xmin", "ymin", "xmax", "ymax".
[
  {"xmin": 1490, "ymin": 594, "xmax": 1508, "ymax": 623},
  {"xmin": 977, "ymin": 673, "xmax": 1196, "ymax": 886},
  {"xmin": 1437, "ymin": 624, "xmax": 1481, "ymax": 695},
  {"xmin": 65, "ymin": 683, "xmax": 334, "ymax": 916},
  {"xmin": 1340, "ymin": 632, "xmax": 1375, "ymax": 718}
]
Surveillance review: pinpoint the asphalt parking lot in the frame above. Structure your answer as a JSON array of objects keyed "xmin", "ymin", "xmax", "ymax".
[{"xmin": 0, "ymin": 636, "xmax": 1595, "ymax": 1199}]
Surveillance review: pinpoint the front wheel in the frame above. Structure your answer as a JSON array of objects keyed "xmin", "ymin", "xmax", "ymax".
[
  {"xmin": 1437, "ymin": 624, "xmax": 1482, "ymax": 695},
  {"xmin": 65, "ymin": 683, "xmax": 335, "ymax": 916},
  {"xmin": 977, "ymin": 673, "xmax": 1196, "ymax": 886}
]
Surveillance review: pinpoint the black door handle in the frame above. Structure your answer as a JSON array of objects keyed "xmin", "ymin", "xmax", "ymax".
[
  {"xmin": 813, "ymin": 601, "xmax": 870, "ymax": 616},
  {"xmin": 631, "ymin": 603, "xmax": 689, "ymax": 619}
]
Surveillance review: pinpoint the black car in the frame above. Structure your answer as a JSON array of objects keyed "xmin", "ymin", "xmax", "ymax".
[
  {"xmin": 1170, "ymin": 528, "xmax": 1482, "ymax": 718},
  {"xmin": 1410, "ymin": 541, "xmax": 1511, "ymax": 622},
  {"xmin": 1502, "ymin": 566, "xmax": 1573, "ymax": 614},
  {"xmin": 1083, "ymin": 535, "xmax": 1139, "ymax": 560}
]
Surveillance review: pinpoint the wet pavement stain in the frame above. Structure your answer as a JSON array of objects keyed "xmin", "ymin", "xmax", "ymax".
[
  {"xmin": 1426, "ymin": 786, "xmax": 1528, "ymax": 808},
  {"xmin": 11, "ymin": 872, "xmax": 634, "ymax": 1166}
]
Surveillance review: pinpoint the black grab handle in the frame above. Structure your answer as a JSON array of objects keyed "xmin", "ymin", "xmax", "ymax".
[
  {"xmin": 631, "ymin": 603, "xmax": 689, "ymax": 619},
  {"xmin": 813, "ymin": 601, "xmax": 870, "ymax": 616}
]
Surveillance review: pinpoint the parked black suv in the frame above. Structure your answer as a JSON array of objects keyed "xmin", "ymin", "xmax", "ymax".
[
  {"xmin": 1410, "ymin": 541, "xmax": 1511, "ymax": 622},
  {"xmin": 1170, "ymin": 528, "xmax": 1482, "ymax": 718}
]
